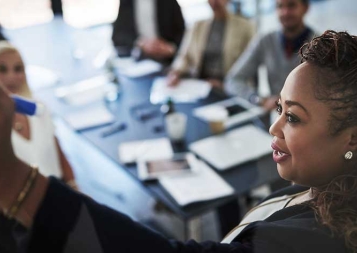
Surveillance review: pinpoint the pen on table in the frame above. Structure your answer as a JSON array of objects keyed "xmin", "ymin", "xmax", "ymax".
[{"xmin": 101, "ymin": 123, "xmax": 127, "ymax": 137}]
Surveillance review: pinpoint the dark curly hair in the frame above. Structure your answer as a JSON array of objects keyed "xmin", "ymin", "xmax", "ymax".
[{"xmin": 300, "ymin": 30, "xmax": 357, "ymax": 253}]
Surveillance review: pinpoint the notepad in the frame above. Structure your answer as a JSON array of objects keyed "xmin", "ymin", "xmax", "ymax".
[
  {"xmin": 118, "ymin": 138, "xmax": 174, "ymax": 164},
  {"xmin": 63, "ymin": 104, "xmax": 115, "ymax": 131},
  {"xmin": 150, "ymin": 77, "xmax": 211, "ymax": 104},
  {"xmin": 189, "ymin": 124, "xmax": 273, "ymax": 171},
  {"xmin": 55, "ymin": 74, "xmax": 117, "ymax": 106},
  {"xmin": 119, "ymin": 59, "xmax": 163, "ymax": 78},
  {"xmin": 159, "ymin": 159, "xmax": 234, "ymax": 206}
]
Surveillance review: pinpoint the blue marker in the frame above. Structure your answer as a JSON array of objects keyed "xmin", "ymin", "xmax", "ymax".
[{"xmin": 11, "ymin": 95, "xmax": 44, "ymax": 116}]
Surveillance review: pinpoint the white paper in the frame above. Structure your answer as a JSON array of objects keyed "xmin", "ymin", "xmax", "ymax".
[
  {"xmin": 118, "ymin": 59, "xmax": 163, "ymax": 78},
  {"xmin": 64, "ymin": 104, "xmax": 115, "ymax": 131},
  {"xmin": 189, "ymin": 124, "xmax": 273, "ymax": 171},
  {"xmin": 55, "ymin": 74, "xmax": 117, "ymax": 106},
  {"xmin": 26, "ymin": 65, "xmax": 60, "ymax": 90},
  {"xmin": 150, "ymin": 77, "xmax": 212, "ymax": 104},
  {"xmin": 118, "ymin": 137, "xmax": 174, "ymax": 164},
  {"xmin": 193, "ymin": 96, "xmax": 265, "ymax": 129},
  {"xmin": 159, "ymin": 160, "xmax": 234, "ymax": 206}
]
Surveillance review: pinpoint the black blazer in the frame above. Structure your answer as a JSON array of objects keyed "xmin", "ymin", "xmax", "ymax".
[
  {"xmin": 3, "ymin": 179, "xmax": 345, "ymax": 253},
  {"xmin": 111, "ymin": 0, "xmax": 185, "ymax": 58}
]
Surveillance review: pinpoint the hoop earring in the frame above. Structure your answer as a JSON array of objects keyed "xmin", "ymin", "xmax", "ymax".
[{"xmin": 345, "ymin": 151, "xmax": 353, "ymax": 160}]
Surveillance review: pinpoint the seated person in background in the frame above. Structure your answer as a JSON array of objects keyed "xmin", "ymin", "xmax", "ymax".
[
  {"xmin": 111, "ymin": 0, "xmax": 185, "ymax": 63},
  {"xmin": 0, "ymin": 42, "xmax": 77, "ymax": 188},
  {"xmin": 168, "ymin": 0, "xmax": 254, "ymax": 89},
  {"xmin": 1, "ymin": 30, "xmax": 356, "ymax": 253},
  {"xmin": 225, "ymin": 0, "xmax": 316, "ymax": 111}
]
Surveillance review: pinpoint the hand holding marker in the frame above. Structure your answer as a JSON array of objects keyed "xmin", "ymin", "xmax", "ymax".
[{"xmin": 11, "ymin": 95, "xmax": 44, "ymax": 116}]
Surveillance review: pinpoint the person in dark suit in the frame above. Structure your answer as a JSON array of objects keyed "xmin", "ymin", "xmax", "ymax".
[{"xmin": 111, "ymin": 0, "xmax": 185, "ymax": 63}]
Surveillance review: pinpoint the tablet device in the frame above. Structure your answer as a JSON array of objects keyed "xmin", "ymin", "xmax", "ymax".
[{"xmin": 138, "ymin": 153, "xmax": 195, "ymax": 181}]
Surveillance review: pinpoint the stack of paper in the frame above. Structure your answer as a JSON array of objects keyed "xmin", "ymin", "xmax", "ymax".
[
  {"xmin": 63, "ymin": 104, "xmax": 115, "ymax": 131},
  {"xmin": 159, "ymin": 159, "xmax": 234, "ymax": 206},
  {"xmin": 118, "ymin": 138, "xmax": 174, "ymax": 164},
  {"xmin": 150, "ymin": 77, "xmax": 212, "ymax": 104}
]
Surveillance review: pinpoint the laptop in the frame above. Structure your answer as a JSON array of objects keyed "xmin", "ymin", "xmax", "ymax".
[{"xmin": 189, "ymin": 124, "xmax": 273, "ymax": 171}]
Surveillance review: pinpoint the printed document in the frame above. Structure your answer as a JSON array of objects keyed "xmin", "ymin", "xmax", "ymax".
[{"xmin": 159, "ymin": 159, "xmax": 234, "ymax": 206}]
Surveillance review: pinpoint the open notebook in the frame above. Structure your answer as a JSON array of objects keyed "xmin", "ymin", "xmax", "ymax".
[{"xmin": 189, "ymin": 124, "xmax": 273, "ymax": 171}]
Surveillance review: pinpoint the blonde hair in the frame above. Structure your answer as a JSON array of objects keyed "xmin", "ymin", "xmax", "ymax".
[{"xmin": 0, "ymin": 41, "xmax": 32, "ymax": 98}]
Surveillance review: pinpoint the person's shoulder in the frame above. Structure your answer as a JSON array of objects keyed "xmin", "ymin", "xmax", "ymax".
[
  {"xmin": 195, "ymin": 18, "xmax": 209, "ymax": 26},
  {"xmin": 251, "ymin": 30, "xmax": 281, "ymax": 49},
  {"xmin": 192, "ymin": 19, "xmax": 211, "ymax": 31},
  {"xmin": 307, "ymin": 27, "xmax": 321, "ymax": 39},
  {"xmin": 262, "ymin": 184, "xmax": 309, "ymax": 202},
  {"xmin": 239, "ymin": 218, "xmax": 346, "ymax": 253},
  {"xmin": 260, "ymin": 30, "xmax": 281, "ymax": 40}
]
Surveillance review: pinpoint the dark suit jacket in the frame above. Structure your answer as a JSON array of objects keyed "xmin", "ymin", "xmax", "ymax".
[{"xmin": 111, "ymin": 0, "xmax": 185, "ymax": 60}]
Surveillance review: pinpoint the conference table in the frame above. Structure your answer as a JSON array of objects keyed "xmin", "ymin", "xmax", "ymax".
[{"xmin": 5, "ymin": 17, "xmax": 280, "ymax": 240}]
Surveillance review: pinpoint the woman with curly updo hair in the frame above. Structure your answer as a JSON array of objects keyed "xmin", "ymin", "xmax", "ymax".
[
  {"xmin": 0, "ymin": 30, "xmax": 355, "ymax": 253},
  {"xmin": 299, "ymin": 30, "xmax": 357, "ymax": 252}
]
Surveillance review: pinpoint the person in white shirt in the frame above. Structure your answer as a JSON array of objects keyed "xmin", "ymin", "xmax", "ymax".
[{"xmin": 0, "ymin": 41, "xmax": 77, "ymax": 189}]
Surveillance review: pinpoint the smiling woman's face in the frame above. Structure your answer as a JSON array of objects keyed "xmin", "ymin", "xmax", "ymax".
[
  {"xmin": 0, "ymin": 51, "xmax": 26, "ymax": 95},
  {"xmin": 269, "ymin": 62, "xmax": 354, "ymax": 187}
]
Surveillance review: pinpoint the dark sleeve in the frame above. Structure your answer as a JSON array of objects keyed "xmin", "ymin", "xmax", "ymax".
[
  {"xmin": 170, "ymin": 0, "xmax": 185, "ymax": 48},
  {"xmin": 0, "ymin": 216, "xmax": 21, "ymax": 253},
  {"xmin": 10, "ymin": 179, "xmax": 344, "ymax": 253},
  {"xmin": 111, "ymin": 0, "xmax": 137, "ymax": 54},
  {"xmin": 27, "ymin": 178, "xmax": 257, "ymax": 253}
]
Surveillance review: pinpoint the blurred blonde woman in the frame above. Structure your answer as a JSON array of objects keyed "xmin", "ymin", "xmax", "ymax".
[{"xmin": 0, "ymin": 41, "xmax": 77, "ymax": 189}]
